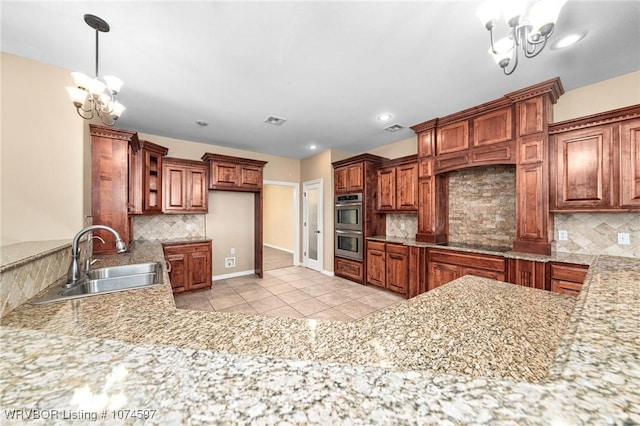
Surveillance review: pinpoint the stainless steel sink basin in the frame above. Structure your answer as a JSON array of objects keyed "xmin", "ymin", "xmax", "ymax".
[{"xmin": 31, "ymin": 262, "xmax": 163, "ymax": 304}]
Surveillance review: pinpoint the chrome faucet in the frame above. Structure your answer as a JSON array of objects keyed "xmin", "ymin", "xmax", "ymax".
[{"xmin": 65, "ymin": 225, "xmax": 127, "ymax": 288}]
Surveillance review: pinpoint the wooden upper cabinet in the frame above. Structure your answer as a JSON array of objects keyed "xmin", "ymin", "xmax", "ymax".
[
  {"xmin": 335, "ymin": 163, "xmax": 364, "ymax": 194},
  {"xmin": 550, "ymin": 125, "xmax": 614, "ymax": 210},
  {"xmin": 437, "ymin": 121, "xmax": 469, "ymax": 155},
  {"xmin": 129, "ymin": 140, "xmax": 168, "ymax": 215},
  {"xmin": 376, "ymin": 156, "xmax": 418, "ymax": 212},
  {"xmin": 620, "ymin": 118, "xmax": 640, "ymax": 208},
  {"xmin": 377, "ymin": 167, "xmax": 396, "ymax": 210},
  {"xmin": 201, "ymin": 153, "xmax": 267, "ymax": 192},
  {"xmin": 90, "ymin": 125, "xmax": 139, "ymax": 255},
  {"xmin": 473, "ymin": 107, "xmax": 513, "ymax": 147},
  {"xmin": 163, "ymin": 158, "xmax": 209, "ymax": 213}
]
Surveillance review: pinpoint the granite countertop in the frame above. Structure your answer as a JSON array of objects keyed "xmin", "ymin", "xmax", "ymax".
[
  {"xmin": 0, "ymin": 239, "xmax": 71, "ymax": 272},
  {"xmin": 367, "ymin": 235, "xmax": 595, "ymax": 265},
  {"xmin": 1, "ymin": 241, "xmax": 639, "ymax": 424}
]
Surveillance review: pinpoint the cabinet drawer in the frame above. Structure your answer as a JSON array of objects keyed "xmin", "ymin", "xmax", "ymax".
[
  {"xmin": 429, "ymin": 249, "xmax": 505, "ymax": 272},
  {"xmin": 386, "ymin": 243, "xmax": 408, "ymax": 255},
  {"xmin": 367, "ymin": 241, "xmax": 386, "ymax": 252},
  {"xmin": 163, "ymin": 242, "xmax": 211, "ymax": 255},
  {"xmin": 335, "ymin": 257, "xmax": 364, "ymax": 282},
  {"xmin": 550, "ymin": 263, "xmax": 588, "ymax": 283},
  {"xmin": 551, "ymin": 279, "xmax": 582, "ymax": 297}
]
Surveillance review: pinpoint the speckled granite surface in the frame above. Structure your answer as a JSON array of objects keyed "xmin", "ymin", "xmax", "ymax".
[
  {"xmin": 1, "ymin": 241, "xmax": 639, "ymax": 424},
  {"xmin": 0, "ymin": 239, "xmax": 70, "ymax": 272}
]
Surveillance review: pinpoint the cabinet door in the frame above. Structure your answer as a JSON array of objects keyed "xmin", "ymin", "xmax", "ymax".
[
  {"xmin": 166, "ymin": 253, "xmax": 187, "ymax": 293},
  {"xmin": 212, "ymin": 161, "xmax": 238, "ymax": 188},
  {"xmin": 188, "ymin": 250, "xmax": 212, "ymax": 290},
  {"xmin": 164, "ymin": 165, "xmax": 187, "ymax": 212},
  {"xmin": 366, "ymin": 247, "xmax": 386, "ymax": 288},
  {"xmin": 508, "ymin": 259, "xmax": 545, "ymax": 290},
  {"xmin": 437, "ymin": 121, "xmax": 469, "ymax": 155},
  {"xmin": 462, "ymin": 267, "xmax": 505, "ymax": 282},
  {"xmin": 187, "ymin": 167, "xmax": 208, "ymax": 212},
  {"xmin": 428, "ymin": 262, "xmax": 460, "ymax": 290},
  {"xmin": 346, "ymin": 163, "xmax": 363, "ymax": 192},
  {"xmin": 335, "ymin": 257, "xmax": 364, "ymax": 282},
  {"xmin": 396, "ymin": 163, "xmax": 418, "ymax": 211},
  {"xmin": 620, "ymin": 119, "xmax": 640, "ymax": 208},
  {"xmin": 144, "ymin": 150, "xmax": 163, "ymax": 213},
  {"xmin": 335, "ymin": 166, "xmax": 348, "ymax": 194},
  {"xmin": 386, "ymin": 245, "xmax": 408, "ymax": 294},
  {"xmin": 377, "ymin": 167, "xmax": 395, "ymax": 210},
  {"xmin": 239, "ymin": 164, "xmax": 263, "ymax": 190},
  {"xmin": 550, "ymin": 126, "xmax": 614, "ymax": 210}
]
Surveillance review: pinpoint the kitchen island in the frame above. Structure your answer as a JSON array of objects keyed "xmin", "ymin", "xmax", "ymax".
[{"xmin": 1, "ymin": 241, "xmax": 639, "ymax": 424}]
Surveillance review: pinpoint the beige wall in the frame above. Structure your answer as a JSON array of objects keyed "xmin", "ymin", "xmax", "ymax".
[
  {"xmin": 263, "ymin": 184, "xmax": 295, "ymax": 252},
  {"xmin": 554, "ymin": 71, "xmax": 640, "ymax": 122},
  {"xmin": 1, "ymin": 52, "xmax": 85, "ymax": 246},
  {"xmin": 366, "ymin": 136, "xmax": 417, "ymax": 159},
  {"xmin": 138, "ymin": 133, "xmax": 300, "ymax": 183}
]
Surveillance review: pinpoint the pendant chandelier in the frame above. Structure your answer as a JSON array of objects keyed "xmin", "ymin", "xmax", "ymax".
[
  {"xmin": 66, "ymin": 14, "xmax": 125, "ymax": 125},
  {"xmin": 477, "ymin": 0, "xmax": 567, "ymax": 75}
]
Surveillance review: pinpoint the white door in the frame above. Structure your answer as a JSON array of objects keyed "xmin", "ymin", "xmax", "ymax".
[{"xmin": 303, "ymin": 179, "xmax": 323, "ymax": 272}]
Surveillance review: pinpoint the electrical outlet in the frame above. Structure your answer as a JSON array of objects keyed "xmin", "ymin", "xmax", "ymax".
[
  {"xmin": 230, "ymin": 247, "xmax": 236, "ymax": 254},
  {"xmin": 558, "ymin": 230, "xmax": 568, "ymax": 241},
  {"xmin": 618, "ymin": 233, "xmax": 630, "ymax": 245},
  {"xmin": 225, "ymin": 257, "xmax": 236, "ymax": 268},
  {"xmin": 400, "ymin": 222, "xmax": 406, "ymax": 231},
  {"xmin": 186, "ymin": 223, "xmax": 193, "ymax": 231}
]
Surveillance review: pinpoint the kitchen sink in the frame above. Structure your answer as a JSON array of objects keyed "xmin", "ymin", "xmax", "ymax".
[{"xmin": 30, "ymin": 262, "xmax": 163, "ymax": 304}]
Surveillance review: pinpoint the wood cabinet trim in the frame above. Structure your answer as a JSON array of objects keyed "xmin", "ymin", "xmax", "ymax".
[
  {"xmin": 549, "ymin": 104, "xmax": 640, "ymax": 134},
  {"xmin": 201, "ymin": 152, "xmax": 268, "ymax": 168}
]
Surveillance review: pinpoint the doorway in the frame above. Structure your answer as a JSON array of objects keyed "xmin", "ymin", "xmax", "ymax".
[
  {"xmin": 302, "ymin": 179, "xmax": 323, "ymax": 272},
  {"xmin": 263, "ymin": 181, "xmax": 299, "ymax": 271}
]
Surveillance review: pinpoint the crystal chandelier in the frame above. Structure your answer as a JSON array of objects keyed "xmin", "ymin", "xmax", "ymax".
[
  {"xmin": 66, "ymin": 14, "xmax": 125, "ymax": 125},
  {"xmin": 477, "ymin": 0, "xmax": 567, "ymax": 75}
]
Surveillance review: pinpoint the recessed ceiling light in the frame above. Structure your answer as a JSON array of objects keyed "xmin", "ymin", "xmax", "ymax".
[
  {"xmin": 377, "ymin": 113, "xmax": 392, "ymax": 121},
  {"xmin": 551, "ymin": 32, "xmax": 587, "ymax": 50},
  {"xmin": 264, "ymin": 116, "xmax": 287, "ymax": 126},
  {"xmin": 195, "ymin": 120, "xmax": 209, "ymax": 127},
  {"xmin": 384, "ymin": 123, "xmax": 405, "ymax": 132},
  {"xmin": 308, "ymin": 144, "xmax": 317, "ymax": 150}
]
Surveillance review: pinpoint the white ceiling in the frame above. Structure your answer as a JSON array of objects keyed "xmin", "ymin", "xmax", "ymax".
[{"xmin": 2, "ymin": 1, "xmax": 639, "ymax": 159}]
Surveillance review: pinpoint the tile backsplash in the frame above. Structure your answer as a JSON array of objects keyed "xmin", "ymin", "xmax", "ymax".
[
  {"xmin": 554, "ymin": 213, "xmax": 640, "ymax": 258},
  {"xmin": 133, "ymin": 214, "xmax": 206, "ymax": 240},
  {"xmin": 448, "ymin": 165, "xmax": 516, "ymax": 249},
  {"xmin": 386, "ymin": 214, "xmax": 418, "ymax": 238}
]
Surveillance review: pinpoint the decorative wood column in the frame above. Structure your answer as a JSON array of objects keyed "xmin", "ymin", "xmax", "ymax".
[
  {"xmin": 411, "ymin": 119, "xmax": 448, "ymax": 244},
  {"xmin": 506, "ymin": 78, "xmax": 564, "ymax": 255}
]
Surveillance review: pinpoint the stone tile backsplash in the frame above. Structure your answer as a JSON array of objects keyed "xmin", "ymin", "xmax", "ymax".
[
  {"xmin": 554, "ymin": 213, "xmax": 639, "ymax": 258},
  {"xmin": 386, "ymin": 214, "xmax": 418, "ymax": 238},
  {"xmin": 448, "ymin": 165, "xmax": 516, "ymax": 249},
  {"xmin": 133, "ymin": 214, "xmax": 206, "ymax": 240},
  {"xmin": 0, "ymin": 245, "xmax": 71, "ymax": 318}
]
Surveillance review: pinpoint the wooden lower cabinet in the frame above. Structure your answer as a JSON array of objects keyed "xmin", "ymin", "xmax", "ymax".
[
  {"xmin": 427, "ymin": 249, "xmax": 506, "ymax": 291},
  {"xmin": 508, "ymin": 259, "xmax": 546, "ymax": 290},
  {"xmin": 550, "ymin": 262, "xmax": 588, "ymax": 297},
  {"xmin": 335, "ymin": 257, "xmax": 364, "ymax": 283},
  {"xmin": 163, "ymin": 241, "xmax": 212, "ymax": 294},
  {"xmin": 365, "ymin": 241, "xmax": 409, "ymax": 295}
]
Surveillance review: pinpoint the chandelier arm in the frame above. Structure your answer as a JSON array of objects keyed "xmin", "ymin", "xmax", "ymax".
[
  {"xmin": 95, "ymin": 107, "xmax": 116, "ymax": 126},
  {"xmin": 503, "ymin": 42, "xmax": 519, "ymax": 76},
  {"xmin": 489, "ymin": 28, "xmax": 498, "ymax": 54},
  {"xmin": 76, "ymin": 107, "xmax": 94, "ymax": 120},
  {"xmin": 524, "ymin": 37, "xmax": 549, "ymax": 59}
]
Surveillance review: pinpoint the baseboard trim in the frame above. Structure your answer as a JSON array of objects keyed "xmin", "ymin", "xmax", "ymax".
[
  {"xmin": 263, "ymin": 243, "xmax": 294, "ymax": 254},
  {"xmin": 213, "ymin": 270, "xmax": 256, "ymax": 281},
  {"xmin": 322, "ymin": 269, "xmax": 335, "ymax": 277}
]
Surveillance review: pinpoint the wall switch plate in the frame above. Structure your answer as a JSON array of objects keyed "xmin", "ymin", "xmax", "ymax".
[
  {"xmin": 230, "ymin": 248, "xmax": 236, "ymax": 254},
  {"xmin": 618, "ymin": 233, "xmax": 630, "ymax": 245},
  {"xmin": 225, "ymin": 257, "xmax": 236, "ymax": 268},
  {"xmin": 558, "ymin": 230, "xmax": 568, "ymax": 241}
]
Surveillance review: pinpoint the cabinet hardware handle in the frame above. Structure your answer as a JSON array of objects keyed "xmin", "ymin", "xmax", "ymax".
[{"xmin": 166, "ymin": 261, "xmax": 172, "ymax": 273}]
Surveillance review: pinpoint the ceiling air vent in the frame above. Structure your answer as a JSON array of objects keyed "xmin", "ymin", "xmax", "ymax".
[
  {"xmin": 384, "ymin": 123, "xmax": 405, "ymax": 132},
  {"xmin": 264, "ymin": 116, "xmax": 287, "ymax": 126}
]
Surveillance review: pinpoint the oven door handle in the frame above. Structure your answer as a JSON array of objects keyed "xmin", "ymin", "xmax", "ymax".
[
  {"xmin": 336, "ymin": 230, "xmax": 362, "ymax": 235},
  {"xmin": 335, "ymin": 202, "xmax": 362, "ymax": 207}
]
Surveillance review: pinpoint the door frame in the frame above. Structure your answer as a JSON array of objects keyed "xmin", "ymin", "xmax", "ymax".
[
  {"xmin": 263, "ymin": 180, "xmax": 300, "ymax": 267},
  {"xmin": 302, "ymin": 178, "xmax": 323, "ymax": 272}
]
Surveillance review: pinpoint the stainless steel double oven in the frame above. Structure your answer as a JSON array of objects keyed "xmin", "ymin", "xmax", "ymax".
[{"xmin": 335, "ymin": 193, "xmax": 364, "ymax": 261}]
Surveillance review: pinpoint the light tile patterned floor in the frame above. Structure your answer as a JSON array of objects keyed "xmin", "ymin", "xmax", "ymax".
[{"xmin": 173, "ymin": 266, "xmax": 405, "ymax": 321}]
